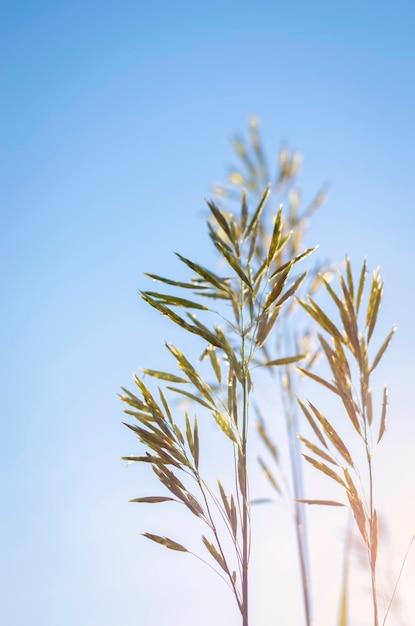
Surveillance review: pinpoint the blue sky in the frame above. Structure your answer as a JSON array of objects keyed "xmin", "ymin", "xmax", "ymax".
[{"xmin": 3, "ymin": 2, "xmax": 415, "ymax": 624}]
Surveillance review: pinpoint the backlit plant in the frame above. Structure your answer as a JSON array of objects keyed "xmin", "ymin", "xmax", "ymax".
[{"xmin": 120, "ymin": 119, "xmax": 411, "ymax": 625}]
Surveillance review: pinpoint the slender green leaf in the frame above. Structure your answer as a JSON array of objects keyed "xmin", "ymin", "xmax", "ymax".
[
  {"xmin": 142, "ymin": 533, "xmax": 188, "ymax": 552},
  {"xmin": 207, "ymin": 200, "xmax": 235, "ymax": 244},
  {"xmin": 321, "ymin": 275, "xmax": 348, "ymax": 320},
  {"xmin": 144, "ymin": 273, "xmax": 201, "ymax": 290},
  {"xmin": 214, "ymin": 411, "xmax": 239, "ymax": 444},
  {"xmin": 274, "ymin": 271, "xmax": 307, "ymax": 307},
  {"xmin": 208, "ymin": 346, "xmax": 222, "ymax": 384},
  {"xmin": 121, "ymin": 455, "xmax": 160, "ymax": 463},
  {"xmin": 303, "ymin": 454, "xmax": 345, "ymax": 486},
  {"xmin": 202, "ymin": 536, "xmax": 227, "ymax": 572},
  {"xmin": 183, "ymin": 492, "xmax": 205, "ymax": 518},
  {"xmin": 175, "ymin": 253, "xmax": 229, "ymax": 293},
  {"xmin": 144, "ymin": 291, "xmax": 210, "ymax": 311},
  {"xmin": 158, "ymin": 388, "xmax": 173, "ymax": 425},
  {"xmin": 366, "ymin": 272, "xmax": 383, "ymax": 342},
  {"xmin": 370, "ymin": 325, "xmax": 397, "ymax": 373},
  {"xmin": 258, "ymin": 456, "xmax": 281, "ymax": 494},
  {"xmin": 298, "ymin": 435, "xmax": 337, "ymax": 465},
  {"xmin": 255, "ymin": 306, "xmax": 280, "ymax": 347},
  {"xmin": 263, "ymin": 264, "xmax": 292, "ymax": 311},
  {"xmin": 345, "ymin": 256, "xmax": 354, "ymax": 304},
  {"xmin": 296, "ymin": 367, "xmax": 339, "ymax": 395},
  {"xmin": 167, "ymin": 386, "xmax": 213, "ymax": 409},
  {"xmin": 298, "ymin": 296, "xmax": 345, "ymax": 344},
  {"xmin": 193, "ymin": 417, "xmax": 199, "ymax": 469},
  {"xmin": 266, "ymin": 205, "xmax": 283, "ymax": 265},
  {"xmin": 130, "ymin": 496, "xmax": 175, "ymax": 504},
  {"xmin": 297, "ymin": 398, "xmax": 328, "ymax": 448},
  {"xmin": 141, "ymin": 294, "xmax": 209, "ymax": 339},
  {"xmin": 185, "ymin": 412, "xmax": 194, "ymax": 457},
  {"xmin": 241, "ymin": 189, "xmax": 248, "ymax": 231},
  {"xmin": 119, "ymin": 387, "xmax": 149, "ymax": 412},
  {"xmin": 256, "ymin": 416, "xmax": 279, "ymax": 462},
  {"xmin": 217, "ymin": 480, "xmax": 232, "ymax": 520},
  {"xmin": 245, "ymin": 185, "xmax": 270, "ymax": 238},
  {"xmin": 269, "ymin": 247, "xmax": 316, "ymax": 279},
  {"xmin": 166, "ymin": 344, "xmax": 215, "ymax": 404},
  {"xmin": 230, "ymin": 495, "xmax": 238, "ymax": 539},
  {"xmin": 142, "ymin": 369, "xmax": 188, "ymax": 383},
  {"xmin": 185, "ymin": 313, "xmax": 228, "ymax": 349},
  {"xmin": 308, "ymin": 402, "xmax": 354, "ymax": 466},
  {"xmin": 356, "ymin": 258, "xmax": 367, "ymax": 313},
  {"xmin": 214, "ymin": 238, "xmax": 252, "ymax": 290},
  {"xmin": 343, "ymin": 468, "xmax": 368, "ymax": 544},
  {"xmin": 265, "ymin": 354, "xmax": 306, "ymax": 367},
  {"xmin": 297, "ymin": 499, "xmax": 346, "ymax": 507},
  {"xmin": 238, "ymin": 451, "xmax": 247, "ymax": 499},
  {"xmin": 377, "ymin": 386, "xmax": 388, "ymax": 444}
]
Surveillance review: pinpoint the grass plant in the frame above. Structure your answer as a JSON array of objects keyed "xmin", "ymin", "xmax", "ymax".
[{"xmin": 120, "ymin": 119, "xmax": 410, "ymax": 625}]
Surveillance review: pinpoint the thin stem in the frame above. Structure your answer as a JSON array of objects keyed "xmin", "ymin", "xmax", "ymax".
[
  {"xmin": 361, "ymin": 367, "xmax": 379, "ymax": 626},
  {"xmin": 383, "ymin": 534, "xmax": 415, "ymax": 625},
  {"xmin": 278, "ymin": 340, "xmax": 312, "ymax": 626},
  {"xmin": 240, "ymin": 369, "xmax": 249, "ymax": 625},
  {"xmin": 284, "ymin": 379, "xmax": 312, "ymax": 626},
  {"xmin": 366, "ymin": 449, "xmax": 379, "ymax": 626},
  {"xmin": 239, "ymin": 275, "xmax": 250, "ymax": 626},
  {"xmin": 196, "ymin": 472, "xmax": 243, "ymax": 612}
]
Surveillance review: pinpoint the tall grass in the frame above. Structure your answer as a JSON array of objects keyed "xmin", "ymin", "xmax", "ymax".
[{"xmin": 120, "ymin": 118, "xmax": 410, "ymax": 625}]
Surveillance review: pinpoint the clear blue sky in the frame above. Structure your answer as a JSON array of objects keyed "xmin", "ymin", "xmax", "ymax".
[{"xmin": 2, "ymin": 2, "xmax": 415, "ymax": 624}]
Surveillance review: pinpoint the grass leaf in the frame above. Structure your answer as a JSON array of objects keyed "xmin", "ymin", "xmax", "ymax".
[
  {"xmin": 130, "ymin": 496, "xmax": 176, "ymax": 504},
  {"xmin": 142, "ymin": 369, "xmax": 188, "ymax": 383},
  {"xmin": 345, "ymin": 256, "xmax": 354, "ymax": 304},
  {"xmin": 297, "ymin": 499, "xmax": 346, "ymax": 507},
  {"xmin": 274, "ymin": 271, "xmax": 307, "ymax": 307},
  {"xmin": 207, "ymin": 199, "xmax": 236, "ymax": 244},
  {"xmin": 208, "ymin": 346, "xmax": 222, "ymax": 384},
  {"xmin": 245, "ymin": 185, "xmax": 270, "ymax": 238},
  {"xmin": 303, "ymin": 454, "xmax": 345, "ymax": 486},
  {"xmin": 296, "ymin": 366, "xmax": 339, "ymax": 395},
  {"xmin": 258, "ymin": 456, "xmax": 281, "ymax": 494},
  {"xmin": 308, "ymin": 402, "xmax": 354, "ymax": 467},
  {"xmin": 185, "ymin": 412, "xmax": 194, "ymax": 457},
  {"xmin": 297, "ymin": 296, "xmax": 345, "ymax": 344},
  {"xmin": 142, "ymin": 533, "xmax": 188, "ymax": 552},
  {"xmin": 265, "ymin": 354, "xmax": 306, "ymax": 367},
  {"xmin": 193, "ymin": 417, "xmax": 199, "ymax": 469},
  {"xmin": 355, "ymin": 258, "xmax": 367, "ymax": 314},
  {"xmin": 145, "ymin": 273, "xmax": 202, "ymax": 290},
  {"xmin": 266, "ymin": 205, "xmax": 283, "ymax": 265},
  {"xmin": 175, "ymin": 253, "xmax": 230, "ymax": 293},
  {"xmin": 214, "ymin": 238, "xmax": 253, "ymax": 290},
  {"xmin": 202, "ymin": 536, "xmax": 228, "ymax": 572},
  {"xmin": 298, "ymin": 435, "xmax": 338, "ymax": 465},
  {"xmin": 145, "ymin": 291, "xmax": 210, "ymax": 311},
  {"xmin": 167, "ymin": 386, "xmax": 213, "ymax": 409},
  {"xmin": 214, "ymin": 411, "xmax": 239, "ymax": 444},
  {"xmin": 297, "ymin": 398, "xmax": 328, "ymax": 448},
  {"xmin": 343, "ymin": 468, "xmax": 368, "ymax": 544},
  {"xmin": 377, "ymin": 386, "xmax": 388, "ymax": 444},
  {"xmin": 370, "ymin": 325, "xmax": 397, "ymax": 373}
]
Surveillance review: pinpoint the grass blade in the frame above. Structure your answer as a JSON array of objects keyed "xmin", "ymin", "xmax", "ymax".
[
  {"xmin": 377, "ymin": 386, "xmax": 388, "ymax": 444},
  {"xmin": 130, "ymin": 496, "xmax": 175, "ymax": 503},
  {"xmin": 370, "ymin": 326, "xmax": 397, "ymax": 373},
  {"xmin": 142, "ymin": 533, "xmax": 188, "ymax": 552},
  {"xmin": 303, "ymin": 454, "xmax": 345, "ymax": 486}
]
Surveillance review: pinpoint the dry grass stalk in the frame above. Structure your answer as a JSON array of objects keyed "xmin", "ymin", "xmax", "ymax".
[{"xmin": 120, "ymin": 119, "xmax": 405, "ymax": 626}]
